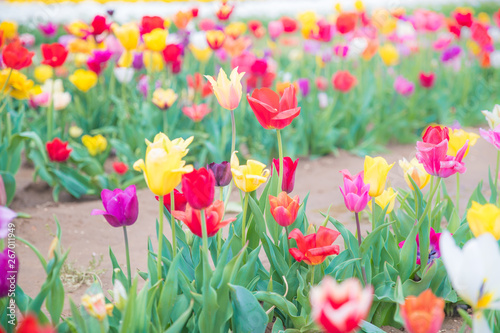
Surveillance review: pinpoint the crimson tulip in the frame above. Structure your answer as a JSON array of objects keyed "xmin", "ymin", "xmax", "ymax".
[
  {"xmin": 155, "ymin": 189, "xmax": 187, "ymax": 213},
  {"xmin": 41, "ymin": 43, "xmax": 68, "ymax": 67},
  {"xmin": 269, "ymin": 192, "xmax": 300, "ymax": 227},
  {"xmin": 280, "ymin": 17, "xmax": 298, "ymax": 33},
  {"xmin": 289, "ymin": 226, "xmax": 341, "ymax": 265},
  {"xmin": 272, "ymin": 156, "xmax": 298, "ymax": 193},
  {"xmin": 46, "ymin": 138, "xmax": 72, "ymax": 162},
  {"xmin": 140, "ymin": 16, "xmax": 165, "ymax": 35},
  {"xmin": 162, "ymin": 44, "xmax": 182, "ymax": 63},
  {"xmin": 181, "ymin": 167, "xmax": 215, "ymax": 210},
  {"xmin": 247, "ymin": 85, "xmax": 301, "ymax": 130},
  {"xmin": 453, "ymin": 11, "xmax": 473, "ymax": 27},
  {"xmin": 419, "ymin": 72, "xmax": 436, "ymax": 88},
  {"xmin": 172, "ymin": 200, "xmax": 235, "ymax": 238},
  {"xmin": 332, "ymin": 70, "xmax": 357, "ymax": 93},
  {"xmin": 2, "ymin": 41, "xmax": 34, "ymax": 70},
  {"xmin": 89, "ymin": 15, "xmax": 110, "ymax": 38}
]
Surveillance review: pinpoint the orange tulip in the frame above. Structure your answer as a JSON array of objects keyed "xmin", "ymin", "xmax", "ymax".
[{"xmin": 400, "ymin": 290, "xmax": 445, "ymax": 333}]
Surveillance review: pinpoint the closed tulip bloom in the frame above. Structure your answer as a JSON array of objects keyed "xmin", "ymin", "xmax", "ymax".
[
  {"xmin": 14, "ymin": 314, "xmax": 55, "ymax": 333},
  {"xmin": 0, "ymin": 247, "xmax": 18, "ymax": 298},
  {"xmin": 216, "ymin": 4, "xmax": 234, "ymax": 21},
  {"xmin": 289, "ymin": 227, "xmax": 340, "ymax": 265},
  {"xmin": 400, "ymin": 290, "xmax": 445, "ymax": 333},
  {"xmin": 399, "ymin": 158, "xmax": 430, "ymax": 190},
  {"xmin": 272, "ymin": 156, "xmax": 298, "ymax": 193},
  {"xmin": 46, "ymin": 138, "xmax": 72, "ymax": 162},
  {"xmin": 2, "ymin": 41, "xmax": 34, "ymax": 70},
  {"xmin": 247, "ymin": 85, "xmax": 301, "ymax": 130},
  {"xmin": 207, "ymin": 161, "xmax": 232, "ymax": 187},
  {"xmin": 182, "ymin": 104, "xmax": 212, "ymax": 122},
  {"xmin": 113, "ymin": 162, "xmax": 128, "ymax": 175},
  {"xmin": 81, "ymin": 293, "xmax": 113, "ymax": 321},
  {"xmin": 340, "ymin": 172, "xmax": 371, "ymax": 213},
  {"xmin": 332, "ymin": 70, "xmax": 357, "ymax": 93},
  {"xmin": 140, "ymin": 16, "xmax": 165, "ymax": 35},
  {"xmin": 114, "ymin": 67, "xmax": 134, "ymax": 84},
  {"xmin": 269, "ymin": 192, "xmax": 300, "ymax": 227},
  {"xmin": 368, "ymin": 187, "xmax": 398, "ymax": 214},
  {"xmin": 467, "ymin": 201, "xmax": 500, "ymax": 240},
  {"xmin": 268, "ymin": 20, "xmax": 284, "ymax": 40},
  {"xmin": 419, "ymin": 72, "xmax": 436, "ymax": 88},
  {"xmin": 189, "ymin": 45, "xmax": 213, "ymax": 63},
  {"xmin": 378, "ymin": 44, "xmax": 399, "ymax": 66},
  {"xmin": 91, "ymin": 185, "xmax": 139, "ymax": 227},
  {"xmin": 152, "ymin": 88, "xmax": 178, "ymax": 110},
  {"xmin": 422, "ymin": 125, "xmax": 449, "ymax": 144},
  {"xmin": 181, "ymin": 168, "xmax": 215, "ymax": 210},
  {"xmin": 113, "ymin": 23, "xmax": 140, "ymax": 67},
  {"xmin": 155, "ymin": 189, "xmax": 188, "ymax": 213},
  {"xmin": 206, "ymin": 30, "xmax": 226, "ymax": 50},
  {"xmin": 143, "ymin": 50, "xmax": 164, "ymax": 72},
  {"xmin": 172, "ymin": 200, "xmax": 235, "ymax": 238},
  {"xmin": 69, "ymin": 69, "xmax": 98, "ymax": 92},
  {"xmin": 481, "ymin": 105, "xmax": 500, "ymax": 129},
  {"xmin": 416, "ymin": 140, "xmax": 468, "ymax": 178},
  {"xmin": 133, "ymin": 133, "xmax": 194, "ymax": 196},
  {"xmin": 143, "ymin": 28, "xmax": 168, "ymax": 52},
  {"xmin": 310, "ymin": 277, "xmax": 373, "ymax": 333},
  {"xmin": 38, "ymin": 22, "xmax": 58, "ymax": 37},
  {"xmin": 205, "ymin": 67, "xmax": 245, "ymax": 111},
  {"xmin": 230, "ymin": 151, "xmax": 269, "ymax": 193},
  {"xmin": 41, "ymin": 43, "xmax": 68, "ymax": 67},
  {"xmin": 447, "ymin": 128, "xmax": 479, "ymax": 157},
  {"xmin": 34, "ymin": 65, "xmax": 53, "ymax": 83},
  {"xmin": 82, "ymin": 134, "xmax": 107, "ymax": 156},
  {"xmin": 364, "ymin": 156, "xmax": 394, "ymax": 197}
]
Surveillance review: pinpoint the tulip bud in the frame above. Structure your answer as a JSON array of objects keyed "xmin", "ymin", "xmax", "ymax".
[
  {"xmin": 207, "ymin": 161, "xmax": 232, "ymax": 187},
  {"xmin": 113, "ymin": 280, "xmax": 128, "ymax": 311},
  {"xmin": 47, "ymin": 237, "xmax": 59, "ymax": 260},
  {"xmin": 272, "ymin": 157, "xmax": 299, "ymax": 193},
  {"xmin": 269, "ymin": 192, "xmax": 300, "ymax": 227}
]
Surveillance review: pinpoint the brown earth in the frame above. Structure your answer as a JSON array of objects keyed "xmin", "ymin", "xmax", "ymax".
[{"xmin": 12, "ymin": 129, "xmax": 492, "ymax": 332}]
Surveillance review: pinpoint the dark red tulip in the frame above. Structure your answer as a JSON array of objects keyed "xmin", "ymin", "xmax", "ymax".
[{"xmin": 207, "ymin": 161, "xmax": 232, "ymax": 187}]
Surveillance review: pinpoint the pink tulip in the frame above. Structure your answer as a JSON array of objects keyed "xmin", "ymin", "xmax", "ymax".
[
  {"xmin": 432, "ymin": 37, "xmax": 452, "ymax": 51},
  {"xmin": 394, "ymin": 76, "xmax": 415, "ymax": 96},
  {"xmin": 182, "ymin": 104, "xmax": 211, "ymax": 122},
  {"xmin": 480, "ymin": 127, "xmax": 500, "ymax": 150},
  {"xmin": 268, "ymin": 20, "xmax": 284, "ymax": 40},
  {"xmin": 339, "ymin": 172, "xmax": 370, "ymax": 213},
  {"xmin": 416, "ymin": 140, "xmax": 468, "ymax": 178},
  {"xmin": 419, "ymin": 72, "xmax": 436, "ymax": 88}
]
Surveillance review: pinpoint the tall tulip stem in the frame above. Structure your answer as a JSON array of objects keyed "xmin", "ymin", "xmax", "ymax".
[
  {"xmin": 47, "ymin": 79, "xmax": 55, "ymax": 141},
  {"xmin": 310, "ymin": 265, "xmax": 315, "ymax": 286},
  {"xmin": 157, "ymin": 196, "xmax": 164, "ymax": 281},
  {"xmin": 241, "ymin": 192, "xmax": 249, "ymax": 249},
  {"xmin": 285, "ymin": 226, "xmax": 291, "ymax": 266},
  {"xmin": 201, "ymin": 209, "xmax": 209, "ymax": 257},
  {"xmin": 355, "ymin": 212, "xmax": 362, "ymax": 247},
  {"xmin": 230, "ymin": 109, "xmax": 236, "ymax": 154},
  {"xmin": 170, "ymin": 191, "xmax": 177, "ymax": 257},
  {"xmin": 456, "ymin": 173, "xmax": 460, "ymax": 215},
  {"xmin": 277, "ymin": 129, "xmax": 284, "ymax": 193},
  {"xmin": 122, "ymin": 226, "xmax": 132, "ymax": 288}
]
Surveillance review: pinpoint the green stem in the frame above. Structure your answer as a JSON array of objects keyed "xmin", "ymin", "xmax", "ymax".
[
  {"xmin": 241, "ymin": 192, "xmax": 249, "ymax": 248},
  {"xmin": 355, "ymin": 212, "xmax": 362, "ymax": 247},
  {"xmin": 157, "ymin": 196, "xmax": 164, "ymax": 281},
  {"xmin": 285, "ymin": 226, "xmax": 291, "ymax": 266},
  {"xmin": 217, "ymin": 187, "xmax": 223, "ymax": 258},
  {"xmin": 310, "ymin": 265, "xmax": 315, "ymax": 286},
  {"xmin": 47, "ymin": 80, "xmax": 55, "ymax": 140},
  {"xmin": 418, "ymin": 177, "xmax": 439, "ymax": 270},
  {"xmin": 201, "ymin": 209, "xmax": 209, "ymax": 258},
  {"xmin": 427, "ymin": 177, "xmax": 435, "ymax": 228},
  {"xmin": 230, "ymin": 109, "xmax": 236, "ymax": 155},
  {"xmin": 170, "ymin": 191, "xmax": 177, "ymax": 257},
  {"xmin": 163, "ymin": 110, "xmax": 168, "ymax": 135},
  {"xmin": 0, "ymin": 68, "xmax": 13, "ymax": 96},
  {"xmin": 456, "ymin": 173, "xmax": 460, "ymax": 215},
  {"xmin": 277, "ymin": 129, "xmax": 284, "ymax": 193},
  {"xmin": 371, "ymin": 201, "xmax": 376, "ymax": 230},
  {"xmin": 495, "ymin": 151, "xmax": 500, "ymax": 189},
  {"xmin": 99, "ymin": 321, "xmax": 106, "ymax": 333},
  {"xmin": 123, "ymin": 226, "xmax": 132, "ymax": 288}
]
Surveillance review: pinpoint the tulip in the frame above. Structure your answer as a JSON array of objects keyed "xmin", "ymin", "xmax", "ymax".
[
  {"xmin": 216, "ymin": 4, "xmax": 234, "ymax": 21},
  {"xmin": 143, "ymin": 28, "xmax": 168, "ymax": 52},
  {"xmin": 441, "ymin": 45, "xmax": 461, "ymax": 62},
  {"xmin": 416, "ymin": 140, "xmax": 468, "ymax": 178},
  {"xmin": 280, "ymin": 16, "xmax": 298, "ymax": 33},
  {"xmin": 181, "ymin": 168, "xmax": 215, "ymax": 210},
  {"xmin": 422, "ymin": 125, "xmax": 449, "ymax": 144},
  {"xmin": 140, "ymin": 16, "xmax": 165, "ymax": 35},
  {"xmin": 399, "ymin": 228, "xmax": 442, "ymax": 265},
  {"xmin": 82, "ymin": 134, "xmax": 107, "ymax": 156},
  {"xmin": 46, "ymin": 138, "xmax": 72, "ymax": 162},
  {"xmin": 378, "ymin": 44, "xmax": 399, "ymax": 66},
  {"xmin": 467, "ymin": 201, "xmax": 500, "ymax": 240},
  {"xmin": 34, "ymin": 65, "xmax": 53, "ymax": 83},
  {"xmin": 133, "ymin": 133, "xmax": 194, "ymax": 196},
  {"xmin": 41, "ymin": 43, "xmax": 68, "ymax": 67},
  {"xmin": 15, "ymin": 314, "xmax": 56, "ymax": 333},
  {"xmin": 69, "ymin": 69, "xmax": 98, "ymax": 92},
  {"xmin": 113, "ymin": 23, "xmax": 140, "ymax": 67},
  {"xmin": 69, "ymin": 126, "xmax": 83, "ymax": 138},
  {"xmin": 440, "ymin": 232, "xmax": 500, "ymax": 332},
  {"xmin": 310, "ymin": 277, "xmax": 373, "ymax": 333},
  {"xmin": 230, "ymin": 151, "xmax": 269, "ymax": 193},
  {"xmin": 87, "ymin": 49, "xmax": 112, "ymax": 76},
  {"xmin": 447, "ymin": 128, "xmax": 479, "ymax": 157},
  {"xmin": 482, "ymin": 105, "xmax": 500, "ymax": 130},
  {"xmin": 400, "ymin": 290, "xmax": 445, "ymax": 333},
  {"xmin": 162, "ymin": 43, "xmax": 182, "ymax": 63},
  {"xmin": 189, "ymin": 45, "xmax": 213, "ymax": 63},
  {"xmin": 207, "ymin": 161, "xmax": 232, "ymax": 187},
  {"xmin": 339, "ymin": 172, "xmax": 370, "ymax": 213},
  {"xmin": 225, "ymin": 22, "xmax": 247, "ymax": 39},
  {"xmin": 272, "ymin": 157, "xmax": 298, "ymax": 193},
  {"xmin": 368, "ymin": 187, "xmax": 397, "ymax": 214},
  {"xmin": 419, "ymin": 72, "xmax": 436, "ymax": 88},
  {"xmin": 113, "ymin": 162, "xmax": 128, "ymax": 175},
  {"xmin": 332, "ymin": 70, "xmax": 357, "ymax": 93},
  {"xmin": 81, "ymin": 293, "xmax": 113, "ymax": 321},
  {"xmin": 206, "ymin": 30, "xmax": 226, "ymax": 50},
  {"xmin": 399, "ymin": 158, "xmax": 431, "ymax": 190},
  {"xmin": 297, "ymin": 78, "xmax": 309, "ymax": 97},
  {"xmin": 155, "ymin": 189, "xmax": 188, "ymax": 213},
  {"xmin": 91, "ymin": 185, "xmax": 139, "ymax": 228},
  {"xmin": 38, "ymin": 22, "xmax": 58, "ymax": 37},
  {"xmin": 173, "ymin": 10, "xmax": 192, "ymax": 30},
  {"xmin": 182, "ymin": 104, "xmax": 211, "ymax": 122},
  {"xmin": 0, "ymin": 206, "xmax": 16, "ymax": 238},
  {"xmin": 364, "ymin": 156, "xmax": 394, "ymax": 197},
  {"xmin": 113, "ymin": 67, "xmax": 134, "ymax": 84},
  {"xmin": 152, "ymin": 88, "xmax": 178, "ymax": 110},
  {"xmin": 2, "ymin": 41, "xmax": 34, "ymax": 70},
  {"xmin": 269, "ymin": 192, "xmax": 300, "ymax": 227},
  {"xmin": 336, "ymin": 12, "xmax": 357, "ymax": 34},
  {"xmin": 247, "ymin": 85, "xmax": 301, "ymax": 130},
  {"xmin": 289, "ymin": 226, "xmax": 340, "ymax": 265},
  {"xmin": 89, "ymin": 15, "xmax": 110, "ymax": 38},
  {"xmin": 172, "ymin": 200, "xmax": 235, "ymax": 238},
  {"xmin": 0, "ymin": 69, "xmax": 34, "ymax": 100},
  {"xmin": 315, "ymin": 76, "xmax": 328, "ymax": 91},
  {"xmin": 0, "ymin": 247, "xmax": 18, "ymax": 298},
  {"xmin": 394, "ymin": 76, "xmax": 415, "ymax": 96},
  {"xmin": 143, "ymin": 51, "xmax": 164, "ymax": 72},
  {"xmin": 480, "ymin": 127, "xmax": 500, "ymax": 150},
  {"xmin": 205, "ymin": 67, "xmax": 245, "ymax": 111},
  {"xmin": 113, "ymin": 280, "xmax": 127, "ymax": 311},
  {"xmin": 268, "ymin": 20, "xmax": 284, "ymax": 40}
]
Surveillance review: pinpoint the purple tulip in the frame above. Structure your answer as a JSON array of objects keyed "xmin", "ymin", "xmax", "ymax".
[
  {"xmin": 441, "ymin": 45, "xmax": 461, "ymax": 62},
  {"xmin": 38, "ymin": 22, "xmax": 58, "ymax": 37},
  {"xmin": 207, "ymin": 161, "xmax": 232, "ymax": 187},
  {"xmin": 137, "ymin": 75, "xmax": 161, "ymax": 98},
  {"xmin": 0, "ymin": 207, "xmax": 16, "ymax": 239},
  {"xmin": 394, "ymin": 76, "xmax": 415, "ymax": 97},
  {"xmin": 339, "ymin": 173, "xmax": 370, "ymax": 213},
  {"xmin": 132, "ymin": 52, "xmax": 144, "ymax": 70},
  {"xmin": 91, "ymin": 185, "xmax": 139, "ymax": 227},
  {"xmin": 297, "ymin": 78, "xmax": 310, "ymax": 97},
  {"xmin": 0, "ymin": 248, "xmax": 18, "ymax": 298}
]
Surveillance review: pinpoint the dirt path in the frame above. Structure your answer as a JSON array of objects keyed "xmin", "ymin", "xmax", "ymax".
[{"xmin": 12, "ymin": 129, "xmax": 490, "ymax": 332}]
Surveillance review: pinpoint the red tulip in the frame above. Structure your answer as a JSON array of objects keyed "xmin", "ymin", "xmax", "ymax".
[
  {"xmin": 90, "ymin": 15, "xmax": 110, "ymax": 37},
  {"xmin": 155, "ymin": 189, "xmax": 187, "ymax": 213},
  {"xmin": 332, "ymin": 70, "xmax": 357, "ymax": 93},
  {"xmin": 289, "ymin": 226, "xmax": 340, "ymax": 265},
  {"xmin": 471, "ymin": 22, "xmax": 493, "ymax": 50},
  {"xmin": 400, "ymin": 289, "xmax": 445, "ymax": 333},
  {"xmin": 2, "ymin": 41, "xmax": 34, "ymax": 70},
  {"xmin": 113, "ymin": 162, "xmax": 128, "ymax": 175},
  {"xmin": 191, "ymin": 7, "xmax": 199, "ymax": 18},
  {"xmin": 269, "ymin": 192, "xmax": 300, "ymax": 227},
  {"xmin": 336, "ymin": 12, "xmax": 358, "ymax": 34},
  {"xmin": 16, "ymin": 314, "xmax": 55, "ymax": 333},
  {"xmin": 162, "ymin": 44, "xmax": 182, "ymax": 63},
  {"xmin": 422, "ymin": 125, "xmax": 449, "ymax": 144},
  {"xmin": 247, "ymin": 85, "xmax": 301, "ymax": 130},
  {"xmin": 453, "ymin": 11, "xmax": 473, "ymax": 27},
  {"xmin": 140, "ymin": 16, "xmax": 164, "ymax": 34},
  {"xmin": 494, "ymin": 9, "xmax": 500, "ymax": 28},
  {"xmin": 272, "ymin": 156, "xmax": 298, "ymax": 193},
  {"xmin": 172, "ymin": 200, "xmax": 235, "ymax": 238},
  {"xmin": 41, "ymin": 43, "xmax": 68, "ymax": 67},
  {"xmin": 46, "ymin": 138, "xmax": 72, "ymax": 162},
  {"xmin": 181, "ymin": 167, "xmax": 215, "ymax": 210},
  {"xmin": 216, "ymin": 4, "xmax": 234, "ymax": 21},
  {"xmin": 419, "ymin": 72, "xmax": 436, "ymax": 88},
  {"xmin": 280, "ymin": 17, "xmax": 298, "ymax": 33},
  {"xmin": 187, "ymin": 73, "xmax": 212, "ymax": 98},
  {"xmin": 182, "ymin": 103, "xmax": 211, "ymax": 122},
  {"xmin": 315, "ymin": 76, "xmax": 329, "ymax": 91}
]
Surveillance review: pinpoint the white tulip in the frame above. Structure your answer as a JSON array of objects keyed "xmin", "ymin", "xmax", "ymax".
[
  {"xmin": 113, "ymin": 67, "xmax": 134, "ymax": 84},
  {"xmin": 481, "ymin": 104, "xmax": 500, "ymax": 130}
]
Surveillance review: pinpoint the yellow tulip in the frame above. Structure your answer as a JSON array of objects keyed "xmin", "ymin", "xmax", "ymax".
[
  {"xmin": 399, "ymin": 158, "xmax": 430, "ymax": 190},
  {"xmin": 364, "ymin": 156, "xmax": 394, "ymax": 197},
  {"xmin": 0, "ymin": 69, "xmax": 34, "ymax": 100},
  {"xmin": 69, "ymin": 69, "xmax": 98, "ymax": 92},
  {"xmin": 66, "ymin": 21, "xmax": 89, "ymax": 38},
  {"xmin": 152, "ymin": 88, "xmax": 178, "ymax": 110},
  {"xmin": 334, "ymin": 3, "xmax": 342, "ymax": 13},
  {"xmin": 466, "ymin": 41, "xmax": 481, "ymax": 56},
  {"xmin": 380, "ymin": 19, "xmax": 397, "ymax": 35},
  {"xmin": 477, "ymin": 12, "xmax": 490, "ymax": 24},
  {"xmin": 368, "ymin": 187, "xmax": 398, "ymax": 214},
  {"xmin": 133, "ymin": 133, "xmax": 194, "ymax": 196},
  {"xmin": 189, "ymin": 44, "xmax": 212, "ymax": 63},
  {"xmin": 0, "ymin": 21, "xmax": 18, "ymax": 39},
  {"xmin": 225, "ymin": 22, "xmax": 247, "ymax": 39},
  {"xmin": 354, "ymin": 0, "xmax": 365, "ymax": 11},
  {"xmin": 113, "ymin": 23, "xmax": 139, "ymax": 50},
  {"xmin": 34, "ymin": 65, "xmax": 54, "ymax": 83},
  {"xmin": 205, "ymin": 67, "xmax": 245, "ymax": 111},
  {"xmin": 467, "ymin": 201, "xmax": 500, "ymax": 240},
  {"xmin": 447, "ymin": 129, "xmax": 479, "ymax": 157},
  {"xmin": 69, "ymin": 126, "xmax": 83, "ymax": 138},
  {"xmin": 82, "ymin": 134, "xmax": 107, "ymax": 156},
  {"xmin": 143, "ymin": 28, "xmax": 168, "ymax": 52},
  {"xmin": 74, "ymin": 53, "xmax": 89, "ymax": 67},
  {"xmin": 143, "ymin": 50, "xmax": 164, "ymax": 72},
  {"xmin": 230, "ymin": 151, "xmax": 269, "ymax": 193},
  {"xmin": 68, "ymin": 38, "xmax": 94, "ymax": 54},
  {"xmin": 378, "ymin": 44, "xmax": 399, "ymax": 66},
  {"xmin": 81, "ymin": 293, "xmax": 113, "ymax": 321}
]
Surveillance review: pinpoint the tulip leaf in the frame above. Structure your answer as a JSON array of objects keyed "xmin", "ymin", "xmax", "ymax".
[
  {"xmin": 271, "ymin": 318, "xmax": 284, "ymax": 333},
  {"xmin": 109, "ymin": 247, "xmax": 128, "ymax": 291},
  {"xmin": 254, "ymin": 291, "xmax": 305, "ymax": 328},
  {"xmin": 229, "ymin": 284, "xmax": 268, "ymax": 333},
  {"xmin": 46, "ymin": 277, "xmax": 65, "ymax": 326},
  {"xmin": 51, "ymin": 168, "xmax": 89, "ymax": 198},
  {"xmin": 360, "ymin": 320, "xmax": 385, "ymax": 332},
  {"xmin": 69, "ymin": 298, "xmax": 88, "ymax": 333},
  {"xmin": 158, "ymin": 250, "xmax": 182, "ymax": 328},
  {"xmin": 248, "ymin": 195, "xmax": 267, "ymax": 238},
  {"xmin": 234, "ymin": 245, "xmax": 261, "ymax": 289},
  {"xmin": 261, "ymin": 234, "xmax": 288, "ymax": 278},
  {"xmin": 359, "ymin": 221, "xmax": 394, "ymax": 258},
  {"xmin": 0, "ymin": 171, "xmax": 15, "ymax": 206},
  {"xmin": 165, "ymin": 299, "xmax": 194, "ymax": 333}
]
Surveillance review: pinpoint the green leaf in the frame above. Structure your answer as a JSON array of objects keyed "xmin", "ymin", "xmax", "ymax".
[
  {"xmin": 158, "ymin": 250, "xmax": 183, "ymax": 328},
  {"xmin": 360, "ymin": 320, "xmax": 386, "ymax": 333},
  {"xmin": 165, "ymin": 300, "xmax": 194, "ymax": 333},
  {"xmin": 229, "ymin": 284, "xmax": 268, "ymax": 333},
  {"xmin": 0, "ymin": 171, "xmax": 15, "ymax": 206},
  {"xmin": 254, "ymin": 291, "xmax": 305, "ymax": 328}
]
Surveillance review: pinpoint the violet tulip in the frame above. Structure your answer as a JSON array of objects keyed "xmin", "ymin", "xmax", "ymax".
[
  {"xmin": 38, "ymin": 22, "xmax": 58, "ymax": 38},
  {"xmin": 272, "ymin": 157, "xmax": 299, "ymax": 193},
  {"xmin": 339, "ymin": 173, "xmax": 370, "ymax": 213},
  {"xmin": 91, "ymin": 185, "xmax": 139, "ymax": 227},
  {"xmin": 0, "ymin": 206, "xmax": 16, "ymax": 238},
  {"xmin": 207, "ymin": 161, "xmax": 232, "ymax": 187},
  {"xmin": 0, "ymin": 248, "xmax": 18, "ymax": 298},
  {"xmin": 181, "ymin": 167, "xmax": 215, "ymax": 210}
]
